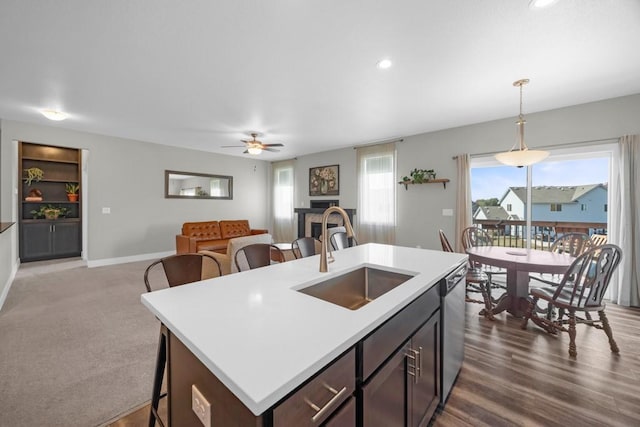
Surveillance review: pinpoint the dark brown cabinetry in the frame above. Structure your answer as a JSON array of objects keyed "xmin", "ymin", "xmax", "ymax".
[
  {"xmin": 165, "ymin": 282, "xmax": 442, "ymax": 427},
  {"xmin": 361, "ymin": 286, "xmax": 440, "ymax": 427},
  {"xmin": 19, "ymin": 142, "xmax": 82, "ymax": 262}
]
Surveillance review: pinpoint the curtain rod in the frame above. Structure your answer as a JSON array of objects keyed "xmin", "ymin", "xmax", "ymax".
[
  {"xmin": 353, "ymin": 138, "xmax": 404, "ymax": 149},
  {"xmin": 451, "ymin": 136, "xmax": 619, "ymax": 160}
]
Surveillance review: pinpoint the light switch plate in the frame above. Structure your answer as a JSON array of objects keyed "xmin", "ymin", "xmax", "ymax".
[
  {"xmin": 102, "ymin": 207, "xmax": 111, "ymax": 214},
  {"xmin": 192, "ymin": 384, "xmax": 211, "ymax": 427},
  {"xmin": 442, "ymin": 208, "xmax": 453, "ymax": 217}
]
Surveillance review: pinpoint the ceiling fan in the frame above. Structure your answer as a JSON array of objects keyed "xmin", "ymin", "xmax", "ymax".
[{"xmin": 221, "ymin": 133, "xmax": 284, "ymax": 155}]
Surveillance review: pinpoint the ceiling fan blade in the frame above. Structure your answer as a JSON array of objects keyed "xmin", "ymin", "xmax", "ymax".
[
  {"xmin": 262, "ymin": 147, "xmax": 280, "ymax": 152},
  {"xmin": 240, "ymin": 139, "xmax": 251, "ymax": 143},
  {"xmin": 221, "ymin": 145, "xmax": 246, "ymax": 148},
  {"xmin": 243, "ymin": 150, "xmax": 249, "ymax": 154},
  {"xmin": 263, "ymin": 143, "xmax": 284, "ymax": 147}
]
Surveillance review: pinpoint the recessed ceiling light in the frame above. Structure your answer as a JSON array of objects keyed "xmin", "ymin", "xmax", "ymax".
[
  {"xmin": 41, "ymin": 109, "xmax": 69, "ymax": 121},
  {"xmin": 376, "ymin": 59, "xmax": 392, "ymax": 69},
  {"xmin": 529, "ymin": 0, "xmax": 559, "ymax": 9}
]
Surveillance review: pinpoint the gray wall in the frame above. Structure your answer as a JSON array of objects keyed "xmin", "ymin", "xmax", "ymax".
[
  {"xmin": 0, "ymin": 120, "xmax": 270, "ymax": 263},
  {"xmin": 294, "ymin": 93, "xmax": 640, "ymax": 250}
]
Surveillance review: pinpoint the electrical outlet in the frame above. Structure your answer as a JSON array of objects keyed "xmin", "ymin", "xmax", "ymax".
[{"xmin": 192, "ymin": 385, "xmax": 211, "ymax": 427}]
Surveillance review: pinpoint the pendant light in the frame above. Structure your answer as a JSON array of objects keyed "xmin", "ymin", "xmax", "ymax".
[{"xmin": 495, "ymin": 79, "xmax": 549, "ymax": 168}]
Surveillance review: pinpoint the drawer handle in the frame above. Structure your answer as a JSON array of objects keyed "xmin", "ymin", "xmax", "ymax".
[
  {"xmin": 305, "ymin": 384, "xmax": 348, "ymax": 423},
  {"xmin": 406, "ymin": 347, "xmax": 422, "ymax": 384}
]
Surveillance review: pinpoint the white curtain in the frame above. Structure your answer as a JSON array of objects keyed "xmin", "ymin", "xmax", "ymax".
[
  {"xmin": 356, "ymin": 142, "xmax": 396, "ymax": 244},
  {"xmin": 455, "ymin": 154, "xmax": 472, "ymax": 252},
  {"xmin": 272, "ymin": 160, "xmax": 295, "ymax": 243},
  {"xmin": 611, "ymin": 135, "xmax": 640, "ymax": 307}
]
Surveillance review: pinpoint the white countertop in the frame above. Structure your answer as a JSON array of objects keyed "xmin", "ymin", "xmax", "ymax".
[{"xmin": 141, "ymin": 243, "xmax": 466, "ymax": 415}]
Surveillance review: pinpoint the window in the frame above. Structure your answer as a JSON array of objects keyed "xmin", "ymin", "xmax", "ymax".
[
  {"xmin": 506, "ymin": 204, "xmax": 512, "ymax": 211},
  {"xmin": 550, "ymin": 204, "xmax": 562, "ymax": 212},
  {"xmin": 357, "ymin": 142, "xmax": 396, "ymax": 244},
  {"xmin": 272, "ymin": 161, "xmax": 295, "ymax": 242},
  {"xmin": 604, "ymin": 204, "xmax": 608, "ymax": 212},
  {"xmin": 581, "ymin": 204, "xmax": 587, "ymax": 211}
]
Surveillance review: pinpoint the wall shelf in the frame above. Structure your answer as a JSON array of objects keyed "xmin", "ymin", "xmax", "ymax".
[{"xmin": 399, "ymin": 178, "xmax": 450, "ymax": 190}]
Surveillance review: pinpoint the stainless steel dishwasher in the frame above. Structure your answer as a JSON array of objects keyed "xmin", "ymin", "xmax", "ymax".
[{"xmin": 440, "ymin": 263, "xmax": 466, "ymax": 405}]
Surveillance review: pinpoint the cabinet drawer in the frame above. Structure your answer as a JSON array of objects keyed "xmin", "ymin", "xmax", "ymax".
[
  {"xmin": 273, "ymin": 348, "xmax": 355, "ymax": 427},
  {"xmin": 362, "ymin": 285, "xmax": 439, "ymax": 381}
]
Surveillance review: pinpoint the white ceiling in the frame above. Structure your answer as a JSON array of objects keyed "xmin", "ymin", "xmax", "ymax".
[{"xmin": 1, "ymin": 1, "xmax": 639, "ymax": 161}]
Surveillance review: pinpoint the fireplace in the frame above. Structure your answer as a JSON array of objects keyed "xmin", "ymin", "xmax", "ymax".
[
  {"xmin": 293, "ymin": 207, "xmax": 356, "ymax": 238},
  {"xmin": 310, "ymin": 222, "xmax": 339, "ymax": 239},
  {"xmin": 310, "ymin": 200, "xmax": 339, "ymax": 209}
]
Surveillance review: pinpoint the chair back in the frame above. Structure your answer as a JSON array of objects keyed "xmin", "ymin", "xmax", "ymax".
[
  {"xmin": 330, "ymin": 232, "xmax": 358, "ymax": 251},
  {"xmin": 144, "ymin": 253, "xmax": 222, "ymax": 292},
  {"xmin": 591, "ymin": 234, "xmax": 608, "ymax": 246},
  {"xmin": 550, "ymin": 232, "xmax": 593, "ymax": 257},
  {"xmin": 234, "ymin": 243, "xmax": 284, "ymax": 271},
  {"xmin": 553, "ymin": 244, "xmax": 622, "ymax": 308},
  {"xmin": 461, "ymin": 226, "xmax": 492, "ymax": 250},
  {"xmin": 439, "ymin": 229, "xmax": 454, "ymax": 252},
  {"xmin": 292, "ymin": 237, "xmax": 319, "ymax": 259}
]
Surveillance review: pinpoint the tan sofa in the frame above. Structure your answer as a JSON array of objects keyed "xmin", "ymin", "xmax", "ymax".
[
  {"xmin": 200, "ymin": 233, "xmax": 274, "ymax": 275},
  {"xmin": 176, "ymin": 220, "xmax": 268, "ymax": 254}
]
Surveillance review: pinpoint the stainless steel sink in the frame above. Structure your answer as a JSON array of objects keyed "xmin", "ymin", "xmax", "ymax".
[{"xmin": 297, "ymin": 267, "xmax": 414, "ymax": 310}]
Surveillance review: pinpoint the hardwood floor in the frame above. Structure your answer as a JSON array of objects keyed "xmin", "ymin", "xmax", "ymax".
[{"xmin": 111, "ymin": 302, "xmax": 640, "ymax": 426}]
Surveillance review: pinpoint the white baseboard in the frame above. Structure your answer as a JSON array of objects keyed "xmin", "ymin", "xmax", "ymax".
[
  {"xmin": 87, "ymin": 251, "xmax": 175, "ymax": 268},
  {"xmin": 0, "ymin": 258, "xmax": 20, "ymax": 312}
]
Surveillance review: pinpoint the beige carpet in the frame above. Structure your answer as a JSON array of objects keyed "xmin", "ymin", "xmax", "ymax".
[{"xmin": 0, "ymin": 259, "xmax": 160, "ymax": 427}]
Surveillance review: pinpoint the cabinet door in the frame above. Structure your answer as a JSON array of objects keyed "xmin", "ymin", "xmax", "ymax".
[
  {"xmin": 362, "ymin": 342, "xmax": 408, "ymax": 427},
  {"xmin": 324, "ymin": 397, "xmax": 356, "ymax": 426},
  {"xmin": 51, "ymin": 222, "xmax": 81, "ymax": 256},
  {"xmin": 21, "ymin": 222, "xmax": 53, "ymax": 260},
  {"xmin": 408, "ymin": 312, "xmax": 440, "ymax": 427}
]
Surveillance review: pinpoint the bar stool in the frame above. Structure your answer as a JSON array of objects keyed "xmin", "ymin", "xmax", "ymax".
[{"xmin": 143, "ymin": 253, "xmax": 222, "ymax": 427}]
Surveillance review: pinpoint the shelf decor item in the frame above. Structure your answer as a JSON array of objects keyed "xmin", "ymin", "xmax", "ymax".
[
  {"xmin": 24, "ymin": 167, "xmax": 44, "ymax": 185},
  {"xmin": 409, "ymin": 168, "xmax": 436, "ymax": 183},
  {"xmin": 309, "ymin": 165, "xmax": 339, "ymax": 196},
  {"xmin": 26, "ymin": 188, "xmax": 44, "ymax": 202},
  {"xmin": 65, "ymin": 183, "xmax": 80, "ymax": 201},
  {"xmin": 30, "ymin": 204, "xmax": 68, "ymax": 220}
]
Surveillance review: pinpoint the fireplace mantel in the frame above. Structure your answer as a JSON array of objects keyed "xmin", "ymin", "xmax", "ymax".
[{"xmin": 294, "ymin": 208, "xmax": 356, "ymax": 239}]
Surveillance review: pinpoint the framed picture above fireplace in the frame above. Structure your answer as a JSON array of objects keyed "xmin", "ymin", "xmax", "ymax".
[{"xmin": 309, "ymin": 165, "xmax": 339, "ymax": 196}]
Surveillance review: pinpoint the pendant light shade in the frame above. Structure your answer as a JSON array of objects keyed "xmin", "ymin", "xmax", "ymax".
[{"xmin": 495, "ymin": 79, "xmax": 549, "ymax": 168}]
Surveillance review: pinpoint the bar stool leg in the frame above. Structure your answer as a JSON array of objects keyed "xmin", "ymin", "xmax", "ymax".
[{"xmin": 149, "ymin": 328, "xmax": 167, "ymax": 427}]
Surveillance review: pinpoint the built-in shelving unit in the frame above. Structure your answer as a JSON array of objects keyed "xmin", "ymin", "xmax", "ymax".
[
  {"xmin": 19, "ymin": 142, "xmax": 82, "ymax": 262},
  {"xmin": 399, "ymin": 178, "xmax": 450, "ymax": 190}
]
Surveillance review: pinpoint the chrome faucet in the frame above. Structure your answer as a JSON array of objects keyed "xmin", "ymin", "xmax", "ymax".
[{"xmin": 320, "ymin": 206, "xmax": 355, "ymax": 272}]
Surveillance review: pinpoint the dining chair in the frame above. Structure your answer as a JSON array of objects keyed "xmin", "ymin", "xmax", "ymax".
[
  {"xmin": 439, "ymin": 230, "xmax": 494, "ymax": 320},
  {"xmin": 330, "ymin": 231, "xmax": 358, "ymax": 251},
  {"xmin": 234, "ymin": 243, "xmax": 285, "ymax": 271},
  {"xmin": 521, "ymin": 244, "xmax": 622, "ymax": 357},
  {"xmin": 291, "ymin": 237, "xmax": 320, "ymax": 259},
  {"xmin": 591, "ymin": 234, "xmax": 608, "ymax": 247},
  {"xmin": 529, "ymin": 232, "xmax": 594, "ymax": 288},
  {"xmin": 460, "ymin": 226, "xmax": 507, "ymax": 292},
  {"xmin": 143, "ymin": 253, "xmax": 222, "ymax": 427}
]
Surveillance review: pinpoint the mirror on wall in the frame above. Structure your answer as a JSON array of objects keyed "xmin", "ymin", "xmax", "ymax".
[{"xmin": 165, "ymin": 170, "xmax": 233, "ymax": 200}]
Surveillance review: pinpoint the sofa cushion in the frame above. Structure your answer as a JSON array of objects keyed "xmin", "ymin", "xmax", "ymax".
[
  {"xmin": 220, "ymin": 220, "xmax": 251, "ymax": 239},
  {"xmin": 197, "ymin": 239, "xmax": 230, "ymax": 253},
  {"xmin": 182, "ymin": 221, "xmax": 222, "ymax": 240}
]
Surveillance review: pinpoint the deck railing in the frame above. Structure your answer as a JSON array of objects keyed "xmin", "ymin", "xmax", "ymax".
[{"xmin": 472, "ymin": 219, "xmax": 607, "ymax": 249}]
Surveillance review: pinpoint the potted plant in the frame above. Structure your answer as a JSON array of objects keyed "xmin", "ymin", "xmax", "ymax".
[
  {"xmin": 65, "ymin": 183, "xmax": 80, "ymax": 201},
  {"xmin": 24, "ymin": 167, "xmax": 44, "ymax": 185},
  {"xmin": 30, "ymin": 204, "xmax": 68, "ymax": 220}
]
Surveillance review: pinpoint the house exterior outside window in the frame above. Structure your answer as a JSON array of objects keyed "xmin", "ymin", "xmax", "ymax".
[{"xmin": 550, "ymin": 203, "xmax": 562, "ymax": 212}]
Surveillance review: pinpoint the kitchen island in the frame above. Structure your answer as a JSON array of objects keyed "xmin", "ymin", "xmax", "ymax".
[{"xmin": 142, "ymin": 243, "xmax": 467, "ymax": 426}]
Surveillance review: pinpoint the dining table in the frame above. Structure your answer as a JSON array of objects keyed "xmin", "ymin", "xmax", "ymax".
[{"xmin": 465, "ymin": 246, "xmax": 574, "ymax": 317}]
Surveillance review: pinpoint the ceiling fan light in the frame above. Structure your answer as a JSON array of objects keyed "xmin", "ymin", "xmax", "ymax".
[{"xmin": 247, "ymin": 147, "xmax": 262, "ymax": 155}]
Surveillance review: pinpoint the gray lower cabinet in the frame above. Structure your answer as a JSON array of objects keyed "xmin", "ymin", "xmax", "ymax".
[{"xmin": 20, "ymin": 221, "xmax": 81, "ymax": 261}]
